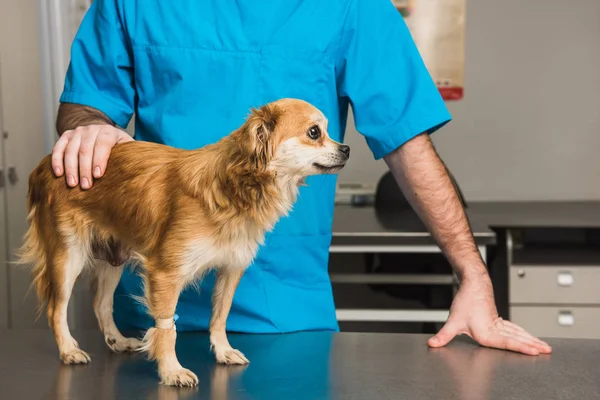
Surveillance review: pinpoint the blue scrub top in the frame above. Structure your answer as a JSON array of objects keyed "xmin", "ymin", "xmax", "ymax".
[{"xmin": 61, "ymin": 0, "xmax": 451, "ymax": 333}]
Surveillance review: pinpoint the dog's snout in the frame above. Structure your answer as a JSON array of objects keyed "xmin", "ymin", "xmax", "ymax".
[{"xmin": 338, "ymin": 145, "xmax": 350, "ymax": 158}]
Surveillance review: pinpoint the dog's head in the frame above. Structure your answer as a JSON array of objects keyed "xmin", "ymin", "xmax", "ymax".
[{"xmin": 238, "ymin": 98, "xmax": 350, "ymax": 176}]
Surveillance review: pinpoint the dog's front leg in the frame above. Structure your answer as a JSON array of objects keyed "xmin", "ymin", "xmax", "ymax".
[
  {"xmin": 142, "ymin": 267, "xmax": 198, "ymax": 387},
  {"xmin": 209, "ymin": 267, "xmax": 249, "ymax": 365}
]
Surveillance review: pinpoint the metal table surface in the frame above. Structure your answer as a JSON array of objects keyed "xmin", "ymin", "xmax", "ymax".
[
  {"xmin": 331, "ymin": 205, "xmax": 496, "ymax": 247},
  {"xmin": 464, "ymin": 201, "xmax": 600, "ymax": 229},
  {"xmin": 331, "ymin": 201, "xmax": 600, "ymax": 244},
  {"xmin": 1, "ymin": 329, "xmax": 598, "ymax": 399}
]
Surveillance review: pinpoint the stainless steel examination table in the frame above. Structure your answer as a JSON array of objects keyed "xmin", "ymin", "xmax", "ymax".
[{"xmin": 1, "ymin": 329, "xmax": 598, "ymax": 399}]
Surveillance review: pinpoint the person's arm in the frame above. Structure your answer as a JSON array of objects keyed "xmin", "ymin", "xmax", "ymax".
[
  {"xmin": 384, "ymin": 133, "xmax": 551, "ymax": 355},
  {"xmin": 336, "ymin": 0, "xmax": 550, "ymax": 355},
  {"xmin": 383, "ymin": 133, "xmax": 486, "ymax": 282},
  {"xmin": 52, "ymin": 103, "xmax": 132, "ymax": 189},
  {"xmin": 52, "ymin": 0, "xmax": 136, "ymax": 189},
  {"xmin": 56, "ymin": 103, "xmax": 114, "ymax": 134}
]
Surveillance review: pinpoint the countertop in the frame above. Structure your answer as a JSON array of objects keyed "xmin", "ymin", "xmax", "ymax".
[
  {"xmin": 461, "ymin": 201, "xmax": 600, "ymax": 228},
  {"xmin": 1, "ymin": 329, "xmax": 599, "ymax": 399},
  {"xmin": 331, "ymin": 201, "xmax": 600, "ymax": 246},
  {"xmin": 331, "ymin": 205, "xmax": 496, "ymax": 246}
]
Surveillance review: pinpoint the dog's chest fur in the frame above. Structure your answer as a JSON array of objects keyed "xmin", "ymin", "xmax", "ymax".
[
  {"xmin": 181, "ymin": 176, "xmax": 300, "ymax": 275},
  {"xmin": 182, "ymin": 230, "xmax": 262, "ymax": 274}
]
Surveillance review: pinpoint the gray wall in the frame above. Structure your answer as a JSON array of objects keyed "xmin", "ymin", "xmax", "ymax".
[
  {"xmin": 338, "ymin": 0, "xmax": 600, "ymax": 201},
  {"xmin": 0, "ymin": 0, "xmax": 46, "ymax": 328}
]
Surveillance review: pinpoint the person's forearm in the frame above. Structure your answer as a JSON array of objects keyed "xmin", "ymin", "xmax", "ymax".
[
  {"xmin": 56, "ymin": 103, "xmax": 115, "ymax": 135},
  {"xmin": 383, "ymin": 133, "xmax": 488, "ymax": 282}
]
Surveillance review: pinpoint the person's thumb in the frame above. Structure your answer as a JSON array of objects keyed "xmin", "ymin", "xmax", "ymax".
[{"xmin": 428, "ymin": 320, "xmax": 460, "ymax": 348}]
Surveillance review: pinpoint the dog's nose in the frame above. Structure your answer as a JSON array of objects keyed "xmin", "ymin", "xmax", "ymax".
[{"xmin": 339, "ymin": 145, "xmax": 350, "ymax": 157}]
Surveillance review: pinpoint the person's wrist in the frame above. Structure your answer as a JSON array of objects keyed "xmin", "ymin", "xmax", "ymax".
[
  {"xmin": 455, "ymin": 268, "xmax": 498, "ymax": 317},
  {"xmin": 451, "ymin": 255, "xmax": 488, "ymax": 282},
  {"xmin": 457, "ymin": 263, "xmax": 494, "ymax": 296},
  {"xmin": 461, "ymin": 266, "xmax": 490, "ymax": 283}
]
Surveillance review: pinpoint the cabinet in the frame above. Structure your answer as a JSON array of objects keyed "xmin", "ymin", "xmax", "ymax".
[
  {"xmin": 507, "ymin": 230, "xmax": 600, "ymax": 339},
  {"xmin": 510, "ymin": 266, "xmax": 600, "ymax": 305},
  {"xmin": 510, "ymin": 306, "xmax": 600, "ymax": 339}
]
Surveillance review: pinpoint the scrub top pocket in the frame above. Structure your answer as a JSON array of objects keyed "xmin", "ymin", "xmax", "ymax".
[
  {"xmin": 255, "ymin": 44, "xmax": 334, "ymax": 125},
  {"xmin": 132, "ymin": 45, "xmax": 264, "ymax": 149}
]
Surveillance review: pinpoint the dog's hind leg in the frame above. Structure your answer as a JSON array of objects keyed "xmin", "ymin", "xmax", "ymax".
[
  {"xmin": 92, "ymin": 261, "xmax": 142, "ymax": 353},
  {"xmin": 141, "ymin": 263, "xmax": 198, "ymax": 387},
  {"xmin": 209, "ymin": 267, "xmax": 248, "ymax": 365},
  {"xmin": 49, "ymin": 240, "xmax": 90, "ymax": 364}
]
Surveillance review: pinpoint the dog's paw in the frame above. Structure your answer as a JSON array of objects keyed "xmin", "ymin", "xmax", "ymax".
[
  {"xmin": 215, "ymin": 348, "xmax": 249, "ymax": 365},
  {"xmin": 161, "ymin": 368, "xmax": 199, "ymax": 387},
  {"xmin": 105, "ymin": 336, "xmax": 143, "ymax": 353},
  {"xmin": 61, "ymin": 348, "xmax": 91, "ymax": 365}
]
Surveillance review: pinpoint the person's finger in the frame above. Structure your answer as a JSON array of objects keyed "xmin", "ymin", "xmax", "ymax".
[
  {"xmin": 499, "ymin": 329, "xmax": 543, "ymax": 348},
  {"xmin": 92, "ymin": 130, "xmax": 120, "ymax": 178},
  {"xmin": 51, "ymin": 130, "xmax": 74, "ymax": 177},
  {"xmin": 428, "ymin": 320, "xmax": 461, "ymax": 348},
  {"xmin": 502, "ymin": 320, "xmax": 527, "ymax": 333},
  {"xmin": 503, "ymin": 323, "xmax": 549, "ymax": 347},
  {"xmin": 501, "ymin": 323, "xmax": 552, "ymax": 353},
  {"xmin": 64, "ymin": 131, "xmax": 82, "ymax": 187},
  {"xmin": 78, "ymin": 130, "xmax": 97, "ymax": 189},
  {"xmin": 483, "ymin": 332, "xmax": 540, "ymax": 355}
]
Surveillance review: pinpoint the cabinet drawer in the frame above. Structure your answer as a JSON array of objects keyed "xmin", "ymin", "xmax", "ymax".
[
  {"xmin": 510, "ymin": 266, "xmax": 600, "ymax": 304},
  {"xmin": 510, "ymin": 306, "xmax": 600, "ymax": 339}
]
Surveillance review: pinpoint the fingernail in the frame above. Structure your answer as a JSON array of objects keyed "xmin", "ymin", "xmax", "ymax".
[
  {"xmin": 430, "ymin": 338, "xmax": 439, "ymax": 345},
  {"xmin": 82, "ymin": 178, "xmax": 90, "ymax": 189},
  {"xmin": 68, "ymin": 175, "xmax": 76, "ymax": 186},
  {"xmin": 54, "ymin": 167, "xmax": 61, "ymax": 176},
  {"xmin": 94, "ymin": 166, "xmax": 101, "ymax": 177}
]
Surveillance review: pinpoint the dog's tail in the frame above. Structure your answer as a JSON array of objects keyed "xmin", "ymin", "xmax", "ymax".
[
  {"xmin": 15, "ymin": 163, "xmax": 53, "ymax": 319},
  {"xmin": 16, "ymin": 205, "xmax": 51, "ymax": 318}
]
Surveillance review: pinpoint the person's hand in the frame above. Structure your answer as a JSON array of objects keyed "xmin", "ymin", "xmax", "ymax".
[
  {"xmin": 52, "ymin": 124, "xmax": 133, "ymax": 189},
  {"xmin": 428, "ymin": 273, "xmax": 552, "ymax": 356}
]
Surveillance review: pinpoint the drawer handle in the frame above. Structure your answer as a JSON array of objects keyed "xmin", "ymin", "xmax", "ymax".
[
  {"xmin": 557, "ymin": 271, "xmax": 574, "ymax": 287},
  {"xmin": 557, "ymin": 311, "xmax": 574, "ymax": 327}
]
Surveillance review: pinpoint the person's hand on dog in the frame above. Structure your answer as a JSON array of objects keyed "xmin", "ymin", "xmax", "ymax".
[
  {"xmin": 427, "ymin": 274, "xmax": 552, "ymax": 356},
  {"xmin": 52, "ymin": 124, "xmax": 133, "ymax": 189}
]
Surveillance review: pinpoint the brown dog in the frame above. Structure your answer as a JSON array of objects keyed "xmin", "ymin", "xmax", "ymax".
[{"xmin": 17, "ymin": 98, "xmax": 349, "ymax": 386}]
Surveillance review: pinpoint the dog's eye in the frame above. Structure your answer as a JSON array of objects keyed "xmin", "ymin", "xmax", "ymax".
[{"xmin": 307, "ymin": 125, "xmax": 321, "ymax": 140}]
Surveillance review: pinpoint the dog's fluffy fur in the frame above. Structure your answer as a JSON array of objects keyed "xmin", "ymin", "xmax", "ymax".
[{"xmin": 17, "ymin": 98, "xmax": 349, "ymax": 386}]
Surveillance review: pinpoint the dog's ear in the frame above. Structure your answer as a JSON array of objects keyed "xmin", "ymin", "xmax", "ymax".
[{"xmin": 245, "ymin": 104, "xmax": 280, "ymax": 170}]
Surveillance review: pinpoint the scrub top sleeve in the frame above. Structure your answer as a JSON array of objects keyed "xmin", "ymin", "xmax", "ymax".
[
  {"xmin": 336, "ymin": 0, "xmax": 452, "ymax": 160},
  {"xmin": 60, "ymin": 0, "xmax": 135, "ymax": 129}
]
